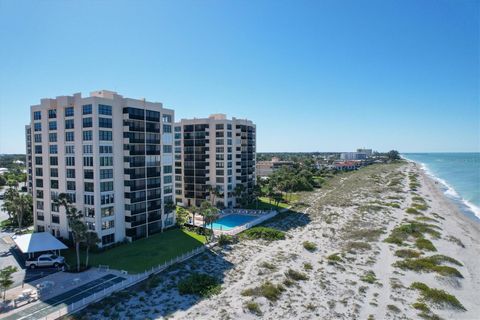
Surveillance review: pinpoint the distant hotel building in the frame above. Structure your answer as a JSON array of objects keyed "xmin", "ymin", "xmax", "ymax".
[
  {"xmin": 340, "ymin": 152, "xmax": 367, "ymax": 160},
  {"xmin": 256, "ymin": 157, "xmax": 294, "ymax": 177},
  {"xmin": 174, "ymin": 114, "xmax": 256, "ymax": 208},
  {"xmin": 26, "ymin": 90, "xmax": 175, "ymax": 246}
]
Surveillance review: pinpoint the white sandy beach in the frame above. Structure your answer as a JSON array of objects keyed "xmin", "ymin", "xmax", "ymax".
[{"xmin": 80, "ymin": 161, "xmax": 480, "ymax": 320}]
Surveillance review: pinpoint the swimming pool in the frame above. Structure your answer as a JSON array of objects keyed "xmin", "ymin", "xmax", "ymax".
[{"xmin": 209, "ymin": 214, "xmax": 258, "ymax": 231}]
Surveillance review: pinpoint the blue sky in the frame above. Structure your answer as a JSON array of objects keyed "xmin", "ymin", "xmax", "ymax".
[{"xmin": 0, "ymin": 0, "xmax": 478, "ymax": 153}]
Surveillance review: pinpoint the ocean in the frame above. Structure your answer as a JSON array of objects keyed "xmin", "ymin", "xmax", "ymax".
[{"xmin": 402, "ymin": 153, "xmax": 480, "ymax": 221}]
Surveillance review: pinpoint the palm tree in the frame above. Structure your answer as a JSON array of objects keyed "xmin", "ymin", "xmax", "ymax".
[
  {"xmin": 233, "ymin": 184, "xmax": 245, "ymax": 207},
  {"xmin": 252, "ymin": 184, "xmax": 262, "ymax": 209},
  {"xmin": 55, "ymin": 193, "xmax": 71, "ymax": 215},
  {"xmin": 84, "ymin": 231, "xmax": 100, "ymax": 268},
  {"xmin": 163, "ymin": 201, "xmax": 176, "ymax": 232},
  {"xmin": 188, "ymin": 205, "xmax": 198, "ymax": 227},
  {"xmin": 68, "ymin": 212, "xmax": 87, "ymax": 272},
  {"xmin": 13, "ymin": 194, "xmax": 32, "ymax": 229},
  {"xmin": 199, "ymin": 201, "xmax": 219, "ymax": 242},
  {"xmin": 206, "ymin": 184, "xmax": 222, "ymax": 207},
  {"xmin": 0, "ymin": 266, "xmax": 17, "ymax": 302}
]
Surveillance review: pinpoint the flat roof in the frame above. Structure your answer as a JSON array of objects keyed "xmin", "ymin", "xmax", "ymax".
[{"xmin": 13, "ymin": 232, "xmax": 68, "ymax": 254}]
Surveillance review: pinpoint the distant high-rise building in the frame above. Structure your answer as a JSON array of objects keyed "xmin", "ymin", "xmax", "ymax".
[
  {"xmin": 356, "ymin": 148, "xmax": 373, "ymax": 157},
  {"xmin": 174, "ymin": 114, "xmax": 256, "ymax": 208},
  {"xmin": 26, "ymin": 90, "xmax": 175, "ymax": 246},
  {"xmin": 25, "ymin": 125, "xmax": 33, "ymax": 193},
  {"xmin": 340, "ymin": 152, "xmax": 367, "ymax": 160}
]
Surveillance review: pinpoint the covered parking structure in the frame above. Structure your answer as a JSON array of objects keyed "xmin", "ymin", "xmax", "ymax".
[{"xmin": 12, "ymin": 232, "xmax": 68, "ymax": 258}]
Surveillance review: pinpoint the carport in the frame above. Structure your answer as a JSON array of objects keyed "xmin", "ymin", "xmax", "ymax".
[{"xmin": 12, "ymin": 232, "xmax": 68, "ymax": 258}]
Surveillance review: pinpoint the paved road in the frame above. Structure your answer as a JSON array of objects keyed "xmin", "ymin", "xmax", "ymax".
[{"xmin": 2, "ymin": 274, "xmax": 126, "ymax": 320}]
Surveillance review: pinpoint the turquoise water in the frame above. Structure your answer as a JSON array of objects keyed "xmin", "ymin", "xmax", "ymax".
[
  {"xmin": 402, "ymin": 153, "xmax": 480, "ymax": 220},
  {"xmin": 209, "ymin": 214, "xmax": 258, "ymax": 230}
]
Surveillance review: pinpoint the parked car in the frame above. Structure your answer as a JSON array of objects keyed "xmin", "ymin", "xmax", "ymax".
[{"xmin": 25, "ymin": 254, "xmax": 65, "ymax": 269}]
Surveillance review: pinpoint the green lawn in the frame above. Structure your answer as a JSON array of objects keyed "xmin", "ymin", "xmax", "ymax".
[
  {"xmin": 245, "ymin": 197, "xmax": 291, "ymax": 211},
  {"xmin": 64, "ymin": 228, "xmax": 206, "ymax": 273}
]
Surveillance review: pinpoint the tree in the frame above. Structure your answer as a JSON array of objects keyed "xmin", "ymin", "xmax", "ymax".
[
  {"xmin": 69, "ymin": 213, "xmax": 87, "ymax": 272},
  {"xmin": 176, "ymin": 207, "xmax": 190, "ymax": 227},
  {"xmin": 252, "ymin": 184, "xmax": 262, "ymax": 209},
  {"xmin": 0, "ymin": 266, "xmax": 17, "ymax": 301},
  {"xmin": 233, "ymin": 184, "xmax": 245, "ymax": 207},
  {"xmin": 387, "ymin": 150, "xmax": 400, "ymax": 161},
  {"xmin": 84, "ymin": 231, "xmax": 100, "ymax": 268},
  {"xmin": 188, "ymin": 205, "xmax": 199, "ymax": 227},
  {"xmin": 206, "ymin": 184, "xmax": 222, "ymax": 206},
  {"xmin": 163, "ymin": 201, "xmax": 176, "ymax": 232},
  {"xmin": 1, "ymin": 189, "xmax": 32, "ymax": 228},
  {"xmin": 199, "ymin": 201, "xmax": 219, "ymax": 242}
]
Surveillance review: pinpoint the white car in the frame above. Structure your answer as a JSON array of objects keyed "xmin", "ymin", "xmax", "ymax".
[{"xmin": 25, "ymin": 254, "xmax": 65, "ymax": 269}]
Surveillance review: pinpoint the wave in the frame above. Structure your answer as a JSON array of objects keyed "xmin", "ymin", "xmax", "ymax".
[{"xmin": 403, "ymin": 155, "xmax": 480, "ymax": 219}]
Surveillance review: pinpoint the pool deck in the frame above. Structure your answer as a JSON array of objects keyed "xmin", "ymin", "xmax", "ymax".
[{"xmin": 212, "ymin": 210, "xmax": 278, "ymax": 236}]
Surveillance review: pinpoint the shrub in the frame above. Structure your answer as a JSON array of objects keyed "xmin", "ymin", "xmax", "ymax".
[
  {"xmin": 259, "ymin": 261, "xmax": 277, "ymax": 270},
  {"xmin": 241, "ymin": 281, "xmax": 285, "ymax": 301},
  {"xmin": 244, "ymin": 301, "xmax": 262, "ymax": 315},
  {"xmin": 410, "ymin": 282, "xmax": 466, "ymax": 311},
  {"xmin": 177, "ymin": 273, "xmax": 221, "ymax": 297},
  {"xmin": 385, "ymin": 202, "xmax": 401, "ymax": 209},
  {"xmin": 302, "ymin": 241, "xmax": 317, "ymax": 252},
  {"xmin": 285, "ymin": 268, "xmax": 308, "ymax": 281},
  {"xmin": 218, "ymin": 234, "xmax": 234, "ymax": 246},
  {"xmin": 416, "ymin": 238, "xmax": 437, "ymax": 251},
  {"xmin": 360, "ymin": 271, "xmax": 376, "ymax": 284},
  {"xmin": 412, "ymin": 203, "xmax": 428, "ymax": 211},
  {"xmin": 327, "ymin": 253, "xmax": 343, "ymax": 264},
  {"xmin": 406, "ymin": 208, "xmax": 421, "ymax": 215},
  {"xmin": 242, "ymin": 227, "xmax": 285, "ymax": 241},
  {"xmin": 385, "ymin": 222, "xmax": 441, "ymax": 246},
  {"xmin": 395, "ymin": 255, "xmax": 463, "ymax": 278},
  {"xmin": 303, "ymin": 262, "xmax": 313, "ymax": 271},
  {"xmin": 412, "ymin": 302, "xmax": 430, "ymax": 312},
  {"xmin": 387, "ymin": 304, "xmax": 401, "ymax": 313},
  {"xmin": 395, "ymin": 249, "xmax": 421, "ymax": 258},
  {"xmin": 345, "ymin": 241, "xmax": 372, "ymax": 252}
]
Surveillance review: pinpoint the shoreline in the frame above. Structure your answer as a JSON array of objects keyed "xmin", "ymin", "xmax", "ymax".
[{"xmin": 402, "ymin": 156, "xmax": 480, "ymax": 221}]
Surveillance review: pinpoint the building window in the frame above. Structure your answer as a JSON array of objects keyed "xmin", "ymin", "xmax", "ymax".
[
  {"xmin": 100, "ymin": 194, "xmax": 114, "ymax": 205},
  {"xmin": 34, "ymin": 123, "xmax": 41, "ymax": 131},
  {"xmin": 34, "ymin": 134, "xmax": 42, "ymax": 143},
  {"xmin": 33, "ymin": 111, "xmax": 41, "ymax": 120},
  {"xmin": 84, "ymin": 182, "xmax": 94, "ymax": 192},
  {"xmin": 163, "ymin": 145, "xmax": 172, "ymax": 153},
  {"xmin": 216, "ymin": 124, "xmax": 224, "ymax": 130},
  {"xmin": 67, "ymin": 181, "xmax": 76, "ymax": 191},
  {"xmin": 99, "ymin": 145, "xmax": 112, "ymax": 153},
  {"xmin": 49, "ymin": 133, "xmax": 57, "ymax": 142},
  {"xmin": 162, "ymin": 114, "xmax": 172, "ymax": 123},
  {"xmin": 163, "ymin": 124, "xmax": 172, "ymax": 133},
  {"xmin": 65, "ymin": 145, "xmax": 75, "ymax": 154},
  {"xmin": 65, "ymin": 106, "xmax": 74, "ymax": 117},
  {"xmin": 48, "ymin": 109, "xmax": 57, "ymax": 119},
  {"xmin": 101, "ymin": 234, "xmax": 115, "ymax": 246},
  {"xmin": 164, "ymin": 175, "xmax": 172, "ymax": 184},
  {"xmin": 99, "ymin": 117, "xmax": 112, "ymax": 128},
  {"xmin": 35, "ymin": 167, "xmax": 43, "ymax": 176},
  {"xmin": 83, "ymin": 145, "xmax": 93, "ymax": 154},
  {"xmin": 82, "ymin": 104, "xmax": 92, "ymax": 115},
  {"xmin": 35, "ymin": 157, "xmax": 42, "ymax": 165},
  {"xmin": 100, "ymin": 156, "xmax": 113, "ymax": 166},
  {"xmin": 100, "ymin": 169, "xmax": 113, "ymax": 179},
  {"xmin": 50, "ymin": 168, "xmax": 58, "ymax": 177},
  {"xmin": 51, "ymin": 215, "xmax": 60, "ymax": 224},
  {"xmin": 98, "ymin": 104, "xmax": 112, "ymax": 115},
  {"xmin": 83, "ymin": 156, "xmax": 93, "ymax": 167},
  {"xmin": 36, "ymin": 179, "xmax": 43, "ymax": 188},
  {"xmin": 66, "ymin": 168, "xmax": 75, "ymax": 178},
  {"xmin": 100, "ymin": 181, "xmax": 114, "ymax": 192},
  {"xmin": 163, "ymin": 165, "xmax": 172, "ymax": 174},
  {"xmin": 49, "ymin": 121, "xmax": 57, "ymax": 131},
  {"xmin": 101, "ymin": 207, "xmax": 114, "ymax": 217},
  {"xmin": 34, "ymin": 145, "xmax": 42, "ymax": 154},
  {"xmin": 50, "ymin": 156, "xmax": 58, "ymax": 166},
  {"xmin": 85, "ymin": 207, "xmax": 95, "ymax": 218},
  {"xmin": 65, "ymin": 157, "xmax": 75, "ymax": 166},
  {"xmin": 83, "ymin": 117, "xmax": 92, "ymax": 128},
  {"xmin": 83, "ymin": 130, "xmax": 92, "ymax": 141},
  {"xmin": 50, "ymin": 180, "xmax": 59, "ymax": 189},
  {"xmin": 84, "ymin": 194, "xmax": 94, "ymax": 205},
  {"xmin": 65, "ymin": 131, "xmax": 74, "ymax": 141},
  {"xmin": 66, "ymin": 193, "xmax": 76, "ymax": 203},
  {"xmin": 84, "ymin": 169, "xmax": 94, "ymax": 179},
  {"xmin": 36, "ymin": 211, "xmax": 44, "ymax": 221},
  {"xmin": 36, "ymin": 200, "xmax": 44, "ymax": 210},
  {"xmin": 49, "ymin": 145, "xmax": 58, "ymax": 154},
  {"xmin": 99, "ymin": 130, "xmax": 112, "ymax": 141},
  {"xmin": 65, "ymin": 119, "xmax": 74, "ymax": 129},
  {"xmin": 101, "ymin": 220, "xmax": 114, "ymax": 230}
]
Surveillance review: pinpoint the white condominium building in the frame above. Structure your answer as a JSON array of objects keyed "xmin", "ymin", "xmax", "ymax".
[
  {"xmin": 174, "ymin": 114, "xmax": 256, "ymax": 208},
  {"xmin": 27, "ymin": 90, "xmax": 175, "ymax": 246}
]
